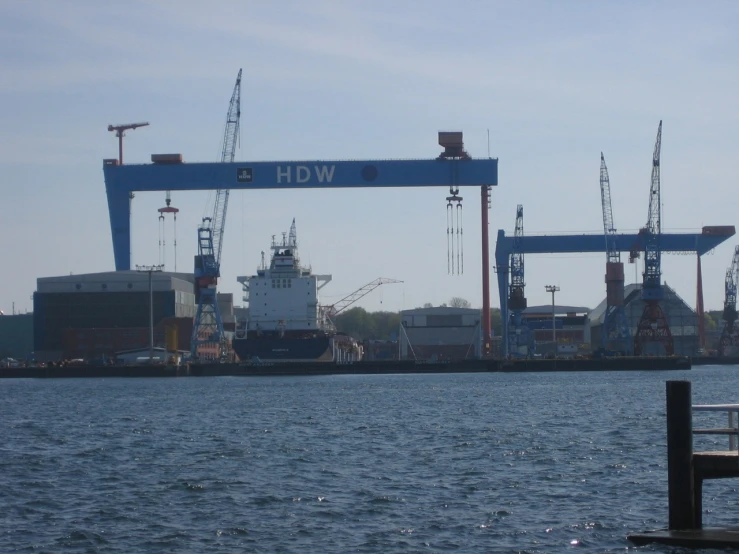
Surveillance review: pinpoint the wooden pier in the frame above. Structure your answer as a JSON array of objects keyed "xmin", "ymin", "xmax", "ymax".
[{"xmin": 628, "ymin": 380, "xmax": 739, "ymax": 548}]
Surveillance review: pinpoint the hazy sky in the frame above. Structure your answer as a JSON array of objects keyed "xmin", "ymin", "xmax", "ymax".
[{"xmin": 1, "ymin": 1, "xmax": 738, "ymax": 316}]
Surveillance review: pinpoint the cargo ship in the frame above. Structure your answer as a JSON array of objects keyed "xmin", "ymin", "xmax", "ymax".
[{"xmin": 232, "ymin": 220, "xmax": 362, "ymax": 363}]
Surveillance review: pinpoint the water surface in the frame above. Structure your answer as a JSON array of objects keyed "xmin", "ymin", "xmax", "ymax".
[{"xmin": 2, "ymin": 366, "xmax": 738, "ymax": 552}]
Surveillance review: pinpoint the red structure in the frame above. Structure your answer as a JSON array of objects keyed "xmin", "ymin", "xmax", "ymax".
[
  {"xmin": 481, "ymin": 184, "xmax": 492, "ymax": 355},
  {"xmin": 107, "ymin": 122, "xmax": 149, "ymax": 164},
  {"xmin": 696, "ymin": 254, "xmax": 705, "ymax": 351}
]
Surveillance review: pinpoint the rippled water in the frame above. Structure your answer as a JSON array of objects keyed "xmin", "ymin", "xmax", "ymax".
[{"xmin": 2, "ymin": 367, "xmax": 739, "ymax": 553}]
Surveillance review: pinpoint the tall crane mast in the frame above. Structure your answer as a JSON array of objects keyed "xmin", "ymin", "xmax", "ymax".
[
  {"xmin": 634, "ymin": 121, "xmax": 674, "ymax": 355},
  {"xmin": 599, "ymin": 153, "xmax": 631, "ymax": 354},
  {"xmin": 719, "ymin": 245, "xmax": 739, "ymax": 356},
  {"xmin": 507, "ymin": 205, "xmax": 531, "ymax": 356},
  {"xmin": 191, "ymin": 69, "xmax": 242, "ymax": 359}
]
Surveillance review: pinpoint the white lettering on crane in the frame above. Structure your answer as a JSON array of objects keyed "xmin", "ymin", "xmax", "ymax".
[
  {"xmin": 276, "ymin": 164, "xmax": 336, "ymax": 184},
  {"xmin": 296, "ymin": 166, "xmax": 311, "ymax": 183},
  {"xmin": 276, "ymin": 166, "xmax": 291, "ymax": 183},
  {"xmin": 315, "ymin": 165, "xmax": 335, "ymax": 183}
]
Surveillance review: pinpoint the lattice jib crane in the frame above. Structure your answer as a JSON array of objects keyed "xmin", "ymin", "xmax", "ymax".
[
  {"xmin": 719, "ymin": 245, "xmax": 739, "ymax": 356},
  {"xmin": 599, "ymin": 153, "xmax": 631, "ymax": 354},
  {"xmin": 634, "ymin": 120, "xmax": 674, "ymax": 355},
  {"xmin": 600, "ymin": 154, "xmax": 617, "ymax": 263},
  {"xmin": 191, "ymin": 69, "xmax": 242, "ymax": 359},
  {"xmin": 325, "ymin": 278, "xmax": 403, "ymax": 319},
  {"xmin": 643, "ymin": 121, "xmax": 663, "ymax": 295},
  {"xmin": 507, "ymin": 205, "xmax": 532, "ymax": 356}
]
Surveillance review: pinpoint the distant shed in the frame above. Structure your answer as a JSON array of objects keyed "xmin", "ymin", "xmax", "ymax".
[{"xmin": 399, "ymin": 306, "xmax": 481, "ymax": 360}]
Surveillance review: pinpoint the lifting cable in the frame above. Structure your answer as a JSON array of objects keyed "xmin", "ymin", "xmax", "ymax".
[
  {"xmin": 158, "ymin": 213, "xmax": 165, "ymax": 267},
  {"xmin": 457, "ymin": 199, "xmax": 463, "ymax": 275},
  {"xmin": 173, "ymin": 212, "xmax": 178, "ymax": 272},
  {"xmin": 447, "ymin": 197, "xmax": 453, "ymax": 274},
  {"xmin": 446, "ymin": 185, "xmax": 463, "ymax": 275}
]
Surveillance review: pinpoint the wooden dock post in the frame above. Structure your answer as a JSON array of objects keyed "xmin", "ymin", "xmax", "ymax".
[
  {"xmin": 629, "ymin": 383, "xmax": 739, "ymax": 547},
  {"xmin": 666, "ymin": 380, "xmax": 696, "ymax": 529}
]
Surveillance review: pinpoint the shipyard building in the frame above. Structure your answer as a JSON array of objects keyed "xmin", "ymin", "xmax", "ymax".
[
  {"xmin": 33, "ymin": 271, "xmax": 197, "ymax": 361},
  {"xmin": 523, "ymin": 305, "xmax": 591, "ymax": 357},
  {"xmin": 399, "ymin": 306, "xmax": 482, "ymax": 360},
  {"xmin": 0, "ymin": 313, "xmax": 34, "ymax": 361}
]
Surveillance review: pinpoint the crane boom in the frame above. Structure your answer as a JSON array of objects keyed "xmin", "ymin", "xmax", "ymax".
[
  {"xmin": 599, "ymin": 153, "xmax": 631, "ymax": 354},
  {"xmin": 642, "ymin": 120, "xmax": 663, "ymax": 298},
  {"xmin": 647, "ymin": 121, "xmax": 662, "ymax": 235},
  {"xmin": 211, "ymin": 68, "xmax": 241, "ymax": 265},
  {"xmin": 600, "ymin": 153, "xmax": 618, "ymax": 263},
  {"xmin": 634, "ymin": 120, "xmax": 673, "ymax": 355},
  {"xmin": 328, "ymin": 278, "xmax": 403, "ymax": 316},
  {"xmin": 107, "ymin": 122, "xmax": 149, "ymax": 133}
]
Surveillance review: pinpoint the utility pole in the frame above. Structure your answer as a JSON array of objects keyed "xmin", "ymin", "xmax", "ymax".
[
  {"xmin": 136, "ymin": 264, "xmax": 164, "ymax": 362},
  {"xmin": 545, "ymin": 285, "xmax": 560, "ymax": 354}
]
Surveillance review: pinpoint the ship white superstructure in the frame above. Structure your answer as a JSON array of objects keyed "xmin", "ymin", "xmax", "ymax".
[{"xmin": 236, "ymin": 219, "xmax": 331, "ymax": 335}]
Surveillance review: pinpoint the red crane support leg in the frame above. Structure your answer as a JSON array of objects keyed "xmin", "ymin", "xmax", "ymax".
[
  {"xmin": 481, "ymin": 185, "xmax": 491, "ymax": 356},
  {"xmin": 696, "ymin": 254, "xmax": 705, "ymax": 351}
]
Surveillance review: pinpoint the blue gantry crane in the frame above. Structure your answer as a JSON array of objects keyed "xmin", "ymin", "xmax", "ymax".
[
  {"xmin": 719, "ymin": 245, "xmax": 739, "ymax": 356},
  {"xmin": 191, "ymin": 69, "xmax": 242, "ymax": 358},
  {"xmin": 633, "ymin": 121, "xmax": 674, "ymax": 355},
  {"xmin": 495, "ymin": 228, "xmax": 735, "ymax": 358},
  {"xmin": 507, "ymin": 205, "xmax": 532, "ymax": 356},
  {"xmin": 599, "ymin": 153, "xmax": 632, "ymax": 354}
]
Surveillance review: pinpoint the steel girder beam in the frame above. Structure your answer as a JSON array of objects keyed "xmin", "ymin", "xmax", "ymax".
[{"xmin": 104, "ymin": 158, "xmax": 498, "ymax": 271}]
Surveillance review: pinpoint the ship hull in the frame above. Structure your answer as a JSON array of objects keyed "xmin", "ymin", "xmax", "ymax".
[{"xmin": 232, "ymin": 337, "xmax": 333, "ymax": 362}]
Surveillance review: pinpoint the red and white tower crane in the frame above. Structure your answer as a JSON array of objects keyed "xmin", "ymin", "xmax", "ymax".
[{"xmin": 107, "ymin": 122, "xmax": 149, "ymax": 165}]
